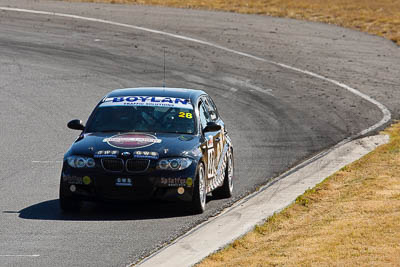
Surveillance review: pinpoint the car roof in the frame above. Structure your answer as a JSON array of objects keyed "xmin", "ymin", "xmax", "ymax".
[{"xmin": 105, "ymin": 87, "xmax": 206, "ymax": 103}]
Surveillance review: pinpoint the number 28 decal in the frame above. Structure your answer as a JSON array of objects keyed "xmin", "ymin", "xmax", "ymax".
[
  {"xmin": 178, "ymin": 112, "xmax": 193, "ymax": 119},
  {"xmin": 207, "ymin": 136, "xmax": 215, "ymax": 178},
  {"xmin": 208, "ymin": 148, "xmax": 215, "ymax": 178}
]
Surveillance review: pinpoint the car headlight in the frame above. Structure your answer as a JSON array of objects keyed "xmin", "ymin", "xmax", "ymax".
[
  {"xmin": 67, "ymin": 156, "xmax": 96, "ymax": 168},
  {"xmin": 157, "ymin": 158, "xmax": 193, "ymax": 171}
]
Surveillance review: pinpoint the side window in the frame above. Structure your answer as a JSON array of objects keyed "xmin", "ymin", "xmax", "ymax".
[
  {"xmin": 199, "ymin": 102, "xmax": 211, "ymax": 130},
  {"xmin": 204, "ymin": 97, "xmax": 218, "ymax": 121}
]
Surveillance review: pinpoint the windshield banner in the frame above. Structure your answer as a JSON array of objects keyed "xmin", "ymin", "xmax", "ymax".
[{"xmin": 101, "ymin": 96, "xmax": 193, "ymax": 109}]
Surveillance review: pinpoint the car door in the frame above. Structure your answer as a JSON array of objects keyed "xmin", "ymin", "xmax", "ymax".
[
  {"xmin": 203, "ymin": 96, "xmax": 225, "ymax": 174},
  {"xmin": 198, "ymin": 100, "xmax": 218, "ymax": 180}
]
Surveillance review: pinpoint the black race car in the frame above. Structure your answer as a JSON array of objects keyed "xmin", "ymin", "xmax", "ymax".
[{"xmin": 60, "ymin": 87, "xmax": 234, "ymax": 213}]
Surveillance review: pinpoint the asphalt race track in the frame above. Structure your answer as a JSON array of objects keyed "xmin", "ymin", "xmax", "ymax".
[{"xmin": 0, "ymin": 1, "xmax": 399, "ymax": 266}]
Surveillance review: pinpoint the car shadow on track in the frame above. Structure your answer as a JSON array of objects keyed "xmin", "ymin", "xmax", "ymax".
[{"xmin": 15, "ymin": 198, "xmax": 211, "ymax": 221}]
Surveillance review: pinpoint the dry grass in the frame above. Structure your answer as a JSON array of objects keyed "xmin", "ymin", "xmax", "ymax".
[
  {"xmin": 66, "ymin": 0, "xmax": 400, "ymax": 45},
  {"xmin": 197, "ymin": 123, "xmax": 400, "ymax": 266}
]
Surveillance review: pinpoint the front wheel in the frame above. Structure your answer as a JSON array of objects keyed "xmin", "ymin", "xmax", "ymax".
[
  {"xmin": 213, "ymin": 150, "xmax": 234, "ymax": 199},
  {"xmin": 191, "ymin": 162, "xmax": 206, "ymax": 214}
]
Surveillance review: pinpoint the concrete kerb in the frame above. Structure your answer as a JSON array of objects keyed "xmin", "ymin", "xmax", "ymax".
[{"xmin": 135, "ymin": 134, "xmax": 389, "ymax": 267}]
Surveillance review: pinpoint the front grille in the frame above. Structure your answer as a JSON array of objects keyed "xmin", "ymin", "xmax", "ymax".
[
  {"xmin": 101, "ymin": 158, "xmax": 124, "ymax": 172},
  {"xmin": 126, "ymin": 159, "xmax": 150, "ymax": 172}
]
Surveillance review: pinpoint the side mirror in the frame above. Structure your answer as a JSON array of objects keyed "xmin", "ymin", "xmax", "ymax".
[
  {"xmin": 67, "ymin": 119, "xmax": 85, "ymax": 131},
  {"xmin": 203, "ymin": 121, "xmax": 221, "ymax": 133}
]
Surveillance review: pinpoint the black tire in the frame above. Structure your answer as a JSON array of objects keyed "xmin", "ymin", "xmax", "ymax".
[
  {"xmin": 59, "ymin": 185, "xmax": 81, "ymax": 212},
  {"xmin": 191, "ymin": 162, "xmax": 206, "ymax": 214},
  {"xmin": 213, "ymin": 151, "xmax": 234, "ymax": 199}
]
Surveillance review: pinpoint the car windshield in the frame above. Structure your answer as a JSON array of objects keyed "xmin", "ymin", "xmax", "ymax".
[{"xmin": 85, "ymin": 96, "xmax": 195, "ymax": 134}]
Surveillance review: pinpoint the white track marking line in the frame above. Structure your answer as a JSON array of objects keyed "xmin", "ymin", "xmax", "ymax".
[
  {"xmin": 0, "ymin": 7, "xmax": 391, "ymax": 137},
  {"xmin": 0, "ymin": 255, "xmax": 40, "ymax": 257},
  {"xmin": 223, "ymin": 77, "xmax": 274, "ymax": 96}
]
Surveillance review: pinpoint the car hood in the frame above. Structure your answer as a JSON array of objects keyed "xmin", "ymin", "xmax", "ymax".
[{"xmin": 66, "ymin": 132, "xmax": 202, "ymax": 159}]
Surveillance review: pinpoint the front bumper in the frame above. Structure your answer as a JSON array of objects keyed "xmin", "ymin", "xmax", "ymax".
[{"xmin": 60, "ymin": 162, "xmax": 197, "ymax": 202}]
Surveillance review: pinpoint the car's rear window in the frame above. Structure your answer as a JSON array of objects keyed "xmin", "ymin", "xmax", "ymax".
[{"xmin": 85, "ymin": 96, "xmax": 195, "ymax": 134}]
